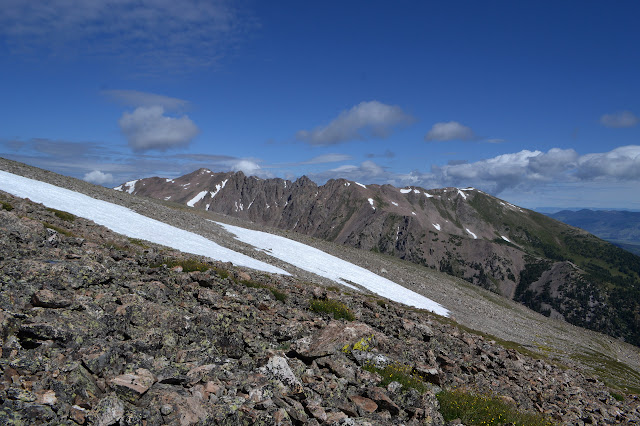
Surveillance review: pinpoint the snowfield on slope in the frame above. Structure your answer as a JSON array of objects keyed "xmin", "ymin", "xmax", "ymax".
[
  {"xmin": 0, "ymin": 170, "xmax": 287, "ymax": 275},
  {"xmin": 0, "ymin": 170, "xmax": 449, "ymax": 316},
  {"xmin": 217, "ymin": 222, "xmax": 450, "ymax": 316}
]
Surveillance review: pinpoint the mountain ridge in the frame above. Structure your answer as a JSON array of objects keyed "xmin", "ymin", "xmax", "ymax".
[{"xmin": 116, "ymin": 168, "xmax": 640, "ymax": 347}]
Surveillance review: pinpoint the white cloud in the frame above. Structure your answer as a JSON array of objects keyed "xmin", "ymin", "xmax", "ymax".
[
  {"xmin": 576, "ymin": 145, "xmax": 640, "ymax": 180},
  {"xmin": 0, "ymin": 0, "xmax": 250, "ymax": 72},
  {"xmin": 310, "ymin": 160, "xmax": 391, "ymax": 184},
  {"xmin": 83, "ymin": 170, "xmax": 114, "ymax": 185},
  {"xmin": 425, "ymin": 121, "xmax": 476, "ymax": 141},
  {"xmin": 600, "ymin": 111, "xmax": 639, "ymax": 128},
  {"xmin": 231, "ymin": 160, "xmax": 262, "ymax": 176},
  {"xmin": 118, "ymin": 106, "xmax": 199, "ymax": 151},
  {"xmin": 429, "ymin": 146, "xmax": 640, "ymax": 194},
  {"xmin": 104, "ymin": 90, "xmax": 189, "ymax": 111},
  {"xmin": 296, "ymin": 101, "xmax": 413, "ymax": 145}
]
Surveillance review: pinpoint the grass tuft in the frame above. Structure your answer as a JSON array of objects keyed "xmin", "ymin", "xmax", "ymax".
[
  {"xmin": 309, "ymin": 299, "xmax": 355, "ymax": 321},
  {"xmin": 437, "ymin": 388, "xmax": 555, "ymax": 426},
  {"xmin": 152, "ymin": 258, "xmax": 211, "ymax": 273},
  {"xmin": 47, "ymin": 208, "xmax": 76, "ymax": 222},
  {"xmin": 239, "ymin": 279, "xmax": 288, "ymax": 302},
  {"xmin": 42, "ymin": 222, "xmax": 74, "ymax": 237},
  {"xmin": 363, "ymin": 361, "xmax": 428, "ymax": 393},
  {"xmin": 1, "ymin": 201, "xmax": 13, "ymax": 211}
]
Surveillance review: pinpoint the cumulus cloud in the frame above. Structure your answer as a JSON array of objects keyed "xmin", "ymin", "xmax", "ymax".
[
  {"xmin": 104, "ymin": 90, "xmax": 189, "ymax": 111},
  {"xmin": 425, "ymin": 121, "xmax": 476, "ymax": 141},
  {"xmin": 600, "ymin": 111, "xmax": 638, "ymax": 128},
  {"xmin": 576, "ymin": 145, "xmax": 640, "ymax": 180},
  {"xmin": 118, "ymin": 106, "xmax": 199, "ymax": 151},
  {"xmin": 83, "ymin": 170, "xmax": 114, "ymax": 185},
  {"xmin": 296, "ymin": 101, "xmax": 414, "ymax": 146},
  {"xmin": 231, "ymin": 159, "xmax": 262, "ymax": 175},
  {"xmin": 0, "ymin": 0, "xmax": 249, "ymax": 72},
  {"xmin": 429, "ymin": 146, "xmax": 639, "ymax": 194}
]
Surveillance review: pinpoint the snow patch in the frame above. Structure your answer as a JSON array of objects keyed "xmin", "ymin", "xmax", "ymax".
[
  {"xmin": 187, "ymin": 191, "xmax": 208, "ymax": 207},
  {"xmin": 355, "ymin": 182, "xmax": 366, "ymax": 188},
  {"xmin": 391, "ymin": 201, "xmax": 398, "ymax": 206},
  {"xmin": 368, "ymin": 198, "xmax": 375, "ymax": 210},
  {"xmin": 0, "ymin": 171, "xmax": 287, "ymax": 275},
  {"xmin": 164, "ymin": 196, "xmax": 171, "ymax": 201},
  {"xmin": 216, "ymin": 222, "xmax": 449, "ymax": 316},
  {"xmin": 465, "ymin": 228, "xmax": 478, "ymax": 239},
  {"xmin": 424, "ymin": 192, "xmax": 433, "ymax": 198},
  {"xmin": 400, "ymin": 188, "xmax": 412, "ymax": 194},
  {"xmin": 165, "ymin": 178, "xmax": 175, "ymax": 183},
  {"xmin": 411, "ymin": 211, "xmax": 416, "ymax": 215},
  {"xmin": 413, "ymin": 189, "xmax": 420, "ymax": 194},
  {"xmin": 344, "ymin": 182, "xmax": 351, "ymax": 187},
  {"xmin": 432, "ymin": 223, "xmax": 441, "ymax": 231},
  {"xmin": 114, "ymin": 180, "xmax": 138, "ymax": 194},
  {"xmin": 501, "ymin": 236, "xmax": 511, "ymax": 243},
  {"xmin": 457, "ymin": 189, "xmax": 467, "ymax": 200},
  {"xmin": 209, "ymin": 179, "xmax": 228, "ymax": 199}
]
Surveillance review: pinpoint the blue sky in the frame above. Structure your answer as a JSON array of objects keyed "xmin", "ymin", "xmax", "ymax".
[{"xmin": 1, "ymin": 1, "xmax": 639, "ymax": 210}]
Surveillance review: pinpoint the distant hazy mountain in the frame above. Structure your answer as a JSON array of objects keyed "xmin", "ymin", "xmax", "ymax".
[
  {"xmin": 116, "ymin": 168, "xmax": 640, "ymax": 346},
  {"xmin": 549, "ymin": 209, "xmax": 640, "ymax": 256}
]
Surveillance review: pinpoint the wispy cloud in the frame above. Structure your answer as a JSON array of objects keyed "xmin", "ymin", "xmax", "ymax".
[
  {"xmin": 118, "ymin": 106, "xmax": 199, "ymax": 151},
  {"xmin": 425, "ymin": 121, "xmax": 476, "ymax": 141},
  {"xmin": 103, "ymin": 90, "xmax": 189, "ymax": 111},
  {"xmin": 300, "ymin": 153, "xmax": 352, "ymax": 164},
  {"xmin": 600, "ymin": 111, "xmax": 638, "ymax": 128},
  {"xmin": 296, "ymin": 101, "xmax": 414, "ymax": 146},
  {"xmin": 0, "ymin": 0, "xmax": 252, "ymax": 73}
]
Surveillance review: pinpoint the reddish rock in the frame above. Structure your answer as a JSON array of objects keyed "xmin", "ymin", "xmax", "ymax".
[
  {"xmin": 367, "ymin": 387, "xmax": 400, "ymax": 415},
  {"xmin": 349, "ymin": 394, "xmax": 378, "ymax": 413}
]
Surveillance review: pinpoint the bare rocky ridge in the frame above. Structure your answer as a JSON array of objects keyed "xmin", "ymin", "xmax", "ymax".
[
  {"xmin": 2, "ymin": 189, "xmax": 640, "ymax": 425},
  {"xmin": 114, "ymin": 167, "xmax": 640, "ymax": 347}
]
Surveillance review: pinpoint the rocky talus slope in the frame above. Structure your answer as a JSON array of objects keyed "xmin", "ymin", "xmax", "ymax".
[
  {"xmin": 115, "ymin": 168, "xmax": 640, "ymax": 348},
  {"xmin": 2, "ymin": 191, "xmax": 640, "ymax": 424}
]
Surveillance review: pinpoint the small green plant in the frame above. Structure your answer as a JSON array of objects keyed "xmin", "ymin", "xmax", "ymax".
[
  {"xmin": 309, "ymin": 299, "xmax": 355, "ymax": 321},
  {"xmin": 152, "ymin": 258, "xmax": 211, "ymax": 272},
  {"xmin": 610, "ymin": 392, "xmax": 624, "ymax": 401},
  {"xmin": 270, "ymin": 288, "xmax": 288, "ymax": 302},
  {"xmin": 42, "ymin": 222, "xmax": 74, "ymax": 237},
  {"xmin": 239, "ymin": 279, "xmax": 288, "ymax": 302},
  {"xmin": 128, "ymin": 238, "xmax": 149, "ymax": 248},
  {"xmin": 1, "ymin": 201, "xmax": 13, "ymax": 211},
  {"xmin": 240, "ymin": 279, "xmax": 268, "ymax": 289},
  {"xmin": 47, "ymin": 208, "xmax": 76, "ymax": 222},
  {"xmin": 213, "ymin": 267, "xmax": 229, "ymax": 279},
  {"xmin": 363, "ymin": 361, "xmax": 427, "ymax": 393},
  {"xmin": 437, "ymin": 388, "xmax": 555, "ymax": 425}
]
